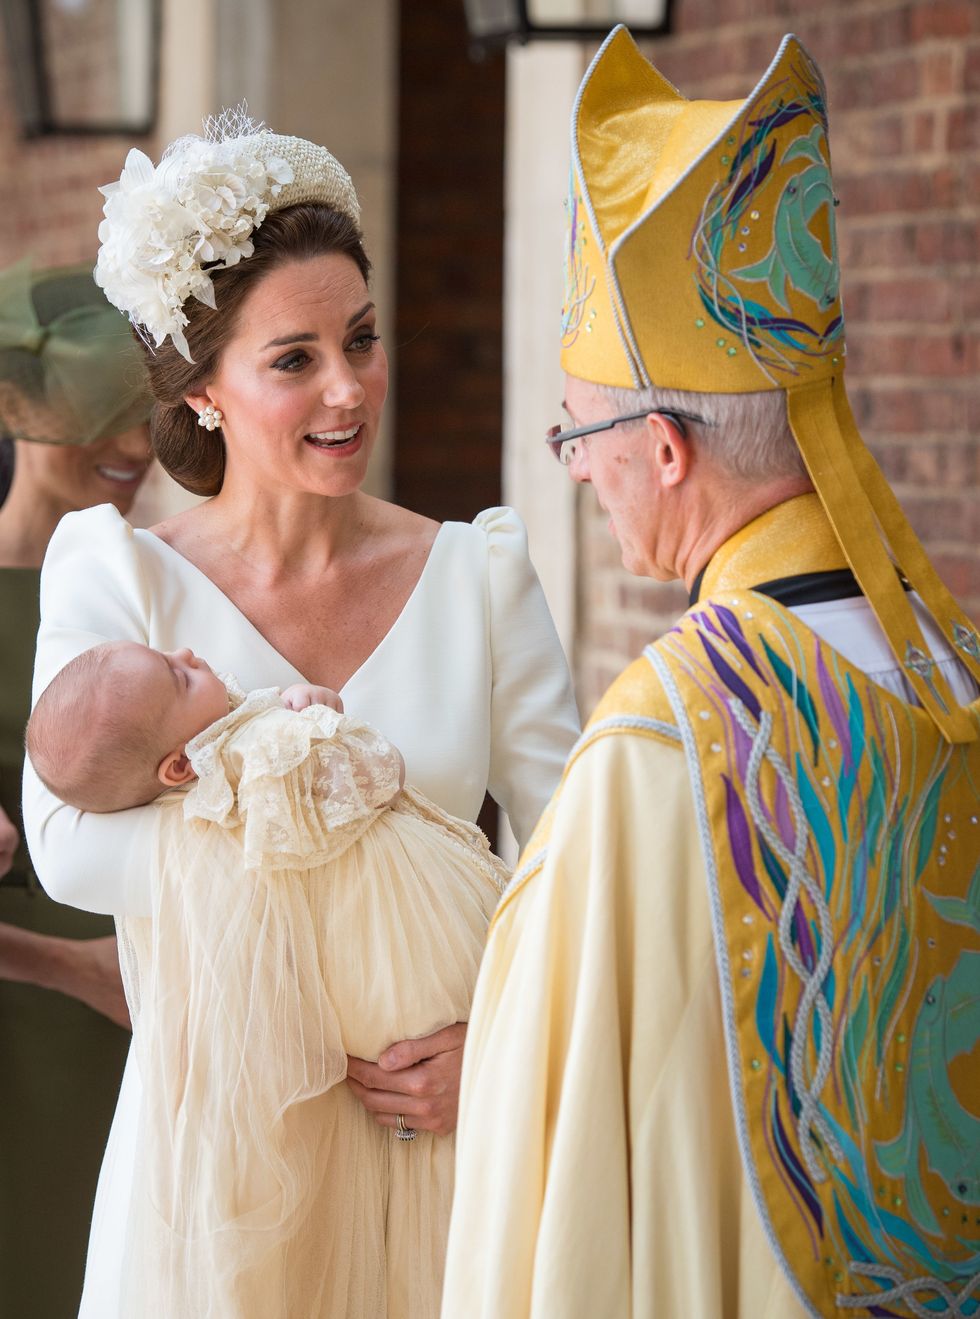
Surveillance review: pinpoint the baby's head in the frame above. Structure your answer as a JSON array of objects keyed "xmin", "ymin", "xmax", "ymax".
[{"xmin": 27, "ymin": 641, "xmax": 229, "ymax": 812}]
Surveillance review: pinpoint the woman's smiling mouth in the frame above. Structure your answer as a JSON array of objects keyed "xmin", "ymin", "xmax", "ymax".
[
  {"xmin": 305, "ymin": 426, "xmax": 363, "ymax": 451},
  {"xmin": 95, "ymin": 463, "xmax": 148, "ymax": 486}
]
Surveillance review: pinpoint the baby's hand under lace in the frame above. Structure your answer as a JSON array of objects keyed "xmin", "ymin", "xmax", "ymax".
[{"xmin": 280, "ymin": 683, "xmax": 344, "ymax": 713}]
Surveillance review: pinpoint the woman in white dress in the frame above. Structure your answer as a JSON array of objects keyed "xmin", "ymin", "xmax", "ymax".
[{"xmin": 22, "ymin": 120, "xmax": 579, "ymax": 1316}]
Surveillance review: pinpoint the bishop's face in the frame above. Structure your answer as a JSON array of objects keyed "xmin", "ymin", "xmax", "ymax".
[{"xmin": 562, "ymin": 373, "xmax": 677, "ymax": 581}]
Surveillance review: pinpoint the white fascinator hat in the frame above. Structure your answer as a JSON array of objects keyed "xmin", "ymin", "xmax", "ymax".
[{"xmin": 95, "ymin": 108, "xmax": 360, "ymax": 363}]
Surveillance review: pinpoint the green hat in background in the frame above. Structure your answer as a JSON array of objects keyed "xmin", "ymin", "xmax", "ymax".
[{"xmin": 0, "ymin": 258, "xmax": 152, "ymax": 447}]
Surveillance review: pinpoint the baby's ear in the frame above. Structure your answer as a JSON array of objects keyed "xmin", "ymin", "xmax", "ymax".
[{"xmin": 157, "ymin": 749, "xmax": 197, "ymax": 788}]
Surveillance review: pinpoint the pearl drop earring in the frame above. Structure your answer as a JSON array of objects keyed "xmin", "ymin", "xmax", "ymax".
[{"xmin": 198, "ymin": 403, "xmax": 224, "ymax": 431}]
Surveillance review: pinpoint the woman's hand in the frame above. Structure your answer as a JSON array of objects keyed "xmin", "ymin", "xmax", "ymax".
[
  {"xmin": 0, "ymin": 805, "xmax": 19, "ymax": 879},
  {"xmin": 0, "ymin": 925, "xmax": 131, "ymax": 1031},
  {"xmin": 346, "ymin": 1022, "xmax": 467, "ymax": 1137}
]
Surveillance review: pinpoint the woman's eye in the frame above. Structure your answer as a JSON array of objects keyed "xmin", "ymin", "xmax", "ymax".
[
  {"xmin": 272, "ymin": 350, "xmax": 310, "ymax": 372},
  {"xmin": 348, "ymin": 333, "xmax": 381, "ymax": 354}
]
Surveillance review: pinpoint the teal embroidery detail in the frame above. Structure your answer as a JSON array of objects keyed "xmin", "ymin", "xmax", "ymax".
[
  {"xmin": 689, "ymin": 48, "xmax": 844, "ymax": 383},
  {"xmin": 925, "ymin": 864, "xmax": 980, "ymax": 932},
  {"xmin": 731, "ymin": 125, "xmax": 839, "ymax": 315},
  {"xmin": 874, "ymin": 950, "xmax": 980, "ymax": 1237}
]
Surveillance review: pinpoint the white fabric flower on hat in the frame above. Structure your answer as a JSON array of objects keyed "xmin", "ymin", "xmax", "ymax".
[{"xmin": 95, "ymin": 128, "xmax": 293, "ymax": 362}]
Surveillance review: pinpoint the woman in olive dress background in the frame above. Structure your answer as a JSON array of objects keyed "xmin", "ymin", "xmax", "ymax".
[{"xmin": 0, "ymin": 260, "xmax": 152, "ymax": 1317}]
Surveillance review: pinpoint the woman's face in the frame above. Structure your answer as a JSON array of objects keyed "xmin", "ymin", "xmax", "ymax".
[
  {"xmin": 15, "ymin": 423, "xmax": 152, "ymax": 516},
  {"xmin": 195, "ymin": 254, "xmax": 389, "ymax": 500}
]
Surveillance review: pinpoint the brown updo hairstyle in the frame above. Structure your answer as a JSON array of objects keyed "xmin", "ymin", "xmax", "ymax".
[{"xmin": 141, "ymin": 203, "xmax": 371, "ymax": 496}]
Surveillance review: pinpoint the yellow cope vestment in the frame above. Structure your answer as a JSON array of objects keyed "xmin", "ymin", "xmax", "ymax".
[{"xmin": 443, "ymin": 499, "xmax": 980, "ymax": 1319}]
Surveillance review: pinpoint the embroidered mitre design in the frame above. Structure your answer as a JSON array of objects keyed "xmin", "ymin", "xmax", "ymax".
[
  {"xmin": 646, "ymin": 594, "xmax": 980, "ymax": 1317},
  {"xmin": 562, "ymin": 28, "xmax": 842, "ymax": 393}
]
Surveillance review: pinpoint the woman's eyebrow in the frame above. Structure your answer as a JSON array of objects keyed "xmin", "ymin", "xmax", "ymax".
[
  {"xmin": 260, "ymin": 303, "xmax": 374, "ymax": 349},
  {"xmin": 261, "ymin": 331, "xmax": 319, "ymax": 350}
]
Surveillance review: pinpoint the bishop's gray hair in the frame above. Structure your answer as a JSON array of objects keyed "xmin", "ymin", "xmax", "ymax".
[{"xmin": 601, "ymin": 382, "xmax": 807, "ymax": 483}]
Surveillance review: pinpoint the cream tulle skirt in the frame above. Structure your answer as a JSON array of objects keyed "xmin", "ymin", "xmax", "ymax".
[{"xmin": 118, "ymin": 789, "xmax": 507, "ymax": 1318}]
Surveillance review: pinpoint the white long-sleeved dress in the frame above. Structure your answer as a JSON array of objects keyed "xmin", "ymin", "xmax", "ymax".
[{"xmin": 23, "ymin": 502, "xmax": 580, "ymax": 1319}]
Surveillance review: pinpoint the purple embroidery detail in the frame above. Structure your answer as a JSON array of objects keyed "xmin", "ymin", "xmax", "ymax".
[
  {"xmin": 714, "ymin": 604, "xmax": 770, "ymax": 682},
  {"xmin": 698, "ymin": 632, "xmax": 763, "ymax": 721},
  {"xmin": 817, "ymin": 644, "xmax": 851, "ymax": 773},
  {"xmin": 726, "ymin": 140, "xmax": 776, "ymax": 218},
  {"xmin": 724, "ymin": 773, "xmax": 767, "ymax": 914},
  {"xmin": 696, "ymin": 610, "xmax": 727, "ymax": 641},
  {"xmin": 732, "ymin": 710, "xmax": 755, "ymax": 783},
  {"xmin": 794, "ymin": 906, "xmax": 816, "ymax": 973},
  {"xmin": 773, "ymin": 1090, "xmax": 823, "ymax": 1230}
]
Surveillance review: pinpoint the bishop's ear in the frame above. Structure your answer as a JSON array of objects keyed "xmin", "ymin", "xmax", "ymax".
[
  {"xmin": 647, "ymin": 413, "xmax": 692, "ymax": 489},
  {"xmin": 157, "ymin": 749, "xmax": 197, "ymax": 788}
]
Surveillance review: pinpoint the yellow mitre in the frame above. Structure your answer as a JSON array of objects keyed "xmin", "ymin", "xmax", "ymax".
[{"xmin": 562, "ymin": 26, "xmax": 980, "ymax": 743}]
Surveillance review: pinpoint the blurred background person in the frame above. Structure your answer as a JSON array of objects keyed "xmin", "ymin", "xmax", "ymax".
[{"xmin": 0, "ymin": 258, "xmax": 152, "ymax": 1318}]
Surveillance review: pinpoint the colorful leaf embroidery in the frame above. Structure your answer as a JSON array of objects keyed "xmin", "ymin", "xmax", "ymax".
[
  {"xmin": 677, "ymin": 600, "xmax": 980, "ymax": 1306},
  {"xmin": 756, "ymin": 934, "xmax": 779, "ymax": 1063},
  {"xmin": 875, "ymin": 922, "xmax": 910, "ymax": 1067},
  {"xmin": 724, "ymin": 773, "xmax": 767, "ymax": 914},
  {"xmin": 796, "ymin": 752, "xmax": 837, "ymax": 900},
  {"xmin": 842, "ymin": 981, "xmax": 869, "ymax": 1129},
  {"xmin": 914, "ymin": 769, "xmax": 946, "ymax": 882},
  {"xmin": 774, "ymin": 1089, "xmax": 823, "ymax": 1229},
  {"xmin": 698, "ymin": 632, "xmax": 763, "ymax": 721},
  {"xmin": 762, "ymin": 634, "xmax": 821, "ymax": 763},
  {"xmin": 714, "ymin": 603, "xmax": 769, "ymax": 682}
]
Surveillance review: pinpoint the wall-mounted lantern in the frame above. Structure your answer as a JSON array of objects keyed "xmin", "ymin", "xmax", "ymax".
[{"xmin": 463, "ymin": 0, "xmax": 673, "ymax": 53}]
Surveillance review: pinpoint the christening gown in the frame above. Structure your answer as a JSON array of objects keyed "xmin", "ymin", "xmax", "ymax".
[
  {"xmin": 22, "ymin": 502, "xmax": 580, "ymax": 1319},
  {"xmin": 118, "ymin": 686, "xmax": 509, "ymax": 1318}
]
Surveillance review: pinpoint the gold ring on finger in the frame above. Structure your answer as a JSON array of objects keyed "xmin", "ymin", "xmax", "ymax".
[{"xmin": 395, "ymin": 1113, "xmax": 417, "ymax": 1142}]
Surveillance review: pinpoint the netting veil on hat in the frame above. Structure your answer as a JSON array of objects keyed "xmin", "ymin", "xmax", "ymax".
[{"xmin": 95, "ymin": 108, "xmax": 361, "ymax": 363}]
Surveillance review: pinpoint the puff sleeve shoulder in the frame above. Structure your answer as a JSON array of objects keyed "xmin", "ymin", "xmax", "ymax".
[
  {"xmin": 22, "ymin": 504, "xmax": 157, "ymax": 916},
  {"xmin": 476, "ymin": 508, "xmax": 579, "ymax": 848}
]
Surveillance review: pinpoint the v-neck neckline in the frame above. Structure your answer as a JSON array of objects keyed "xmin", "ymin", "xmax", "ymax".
[{"xmin": 137, "ymin": 520, "xmax": 449, "ymax": 693}]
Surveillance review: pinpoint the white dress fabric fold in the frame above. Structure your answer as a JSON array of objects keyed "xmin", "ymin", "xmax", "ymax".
[{"xmin": 118, "ymin": 694, "xmax": 508, "ymax": 1319}]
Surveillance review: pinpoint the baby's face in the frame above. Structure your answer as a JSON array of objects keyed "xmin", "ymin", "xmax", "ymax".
[{"xmin": 112, "ymin": 642, "xmax": 229, "ymax": 751}]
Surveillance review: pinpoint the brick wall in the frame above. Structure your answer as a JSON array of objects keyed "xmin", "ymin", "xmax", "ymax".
[
  {"xmin": 575, "ymin": 0, "xmax": 980, "ymax": 715},
  {"xmin": 394, "ymin": 0, "xmax": 504, "ymax": 523}
]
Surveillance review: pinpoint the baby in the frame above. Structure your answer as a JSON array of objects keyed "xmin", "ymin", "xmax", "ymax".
[
  {"xmin": 27, "ymin": 641, "xmax": 507, "ymax": 1319},
  {"xmin": 26, "ymin": 640, "xmax": 361, "ymax": 813}
]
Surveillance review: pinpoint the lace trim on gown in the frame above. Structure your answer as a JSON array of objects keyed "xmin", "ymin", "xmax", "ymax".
[{"xmin": 184, "ymin": 686, "xmax": 405, "ymax": 871}]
